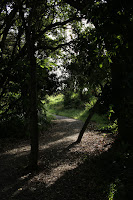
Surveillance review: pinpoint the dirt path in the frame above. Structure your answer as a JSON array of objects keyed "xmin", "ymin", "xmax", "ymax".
[{"xmin": 0, "ymin": 116, "xmax": 114, "ymax": 200}]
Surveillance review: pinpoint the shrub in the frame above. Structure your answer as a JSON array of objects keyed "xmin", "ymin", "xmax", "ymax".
[
  {"xmin": 63, "ymin": 91, "xmax": 83, "ymax": 109},
  {"xmin": 0, "ymin": 116, "xmax": 25, "ymax": 138}
]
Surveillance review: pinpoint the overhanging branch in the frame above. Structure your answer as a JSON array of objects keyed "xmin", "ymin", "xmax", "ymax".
[
  {"xmin": 37, "ymin": 40, "xmax": 76, "ymax": 52},
  {"xmin": 37, "ymin": 15, "xmax": 82, "ymax": 37}
]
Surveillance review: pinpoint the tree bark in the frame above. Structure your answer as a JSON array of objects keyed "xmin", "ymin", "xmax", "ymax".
[
  {"xmin": 111, "ymin": 62, "xmax": 133, "ymax": 144},
  {"xmin": 29, "ymin": 49, "xmax": 39, "ymax": 169},
  {"xmin": 27, "ymin": 29, "xmax": 39, "ymax": 169},
  {"xmin": 111, "ymin": 21, "xmax": 133, "ymax": 144},
  {"xmin": 19, "ymin": 5, "xmax": 39, "ymax": 168}
]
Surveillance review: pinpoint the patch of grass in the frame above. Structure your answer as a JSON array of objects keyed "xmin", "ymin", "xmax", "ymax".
[
  {"xmin": 47, "ymin": 94, "xmax": 64, "ymax": 105},
  {"xmin": 45, "ymin": 94, "xmax": 109, "ymax": 128},
  {"xmin": 45, "ymin": 94, "xmax": 64, "ymax": 114}
]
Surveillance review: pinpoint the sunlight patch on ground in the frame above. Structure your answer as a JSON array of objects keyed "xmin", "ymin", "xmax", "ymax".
[
  {"xmin": 40, "ymin": 133, "xmax": 78, "ymax": 151},
  {"xmin": 1, "ymin": 145, "xmax": 30, "ymax": 156},
  {"xmin": 33, "ymin": 163, "xmax": 78, "ymax": 188},
  {"xmin": 1, "ymin": 132, "xmax": 78, "ymax": 156}
]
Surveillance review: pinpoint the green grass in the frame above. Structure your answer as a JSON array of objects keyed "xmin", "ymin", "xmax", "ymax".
[
  {"xmin": 45, "ymin": 94, "xmax": 109, "ymax": 128},
  {"xmin": 45, "ymin": 94, "xmax": 64, "ymax": 114}
]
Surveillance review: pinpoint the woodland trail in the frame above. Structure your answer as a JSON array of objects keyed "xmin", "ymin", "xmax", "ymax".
[{"xmin": 0, "ymin": 115, "xmax": 114, "ymax": 200}]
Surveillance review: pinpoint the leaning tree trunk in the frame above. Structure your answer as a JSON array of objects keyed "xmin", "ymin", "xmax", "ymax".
[
  {"xmin": 76, "ymin": 83, "xmax": 110, "ymax": 143},
  {"xmin": 76, "ymin": 98, "xmax": 100, "ymax": 143}
]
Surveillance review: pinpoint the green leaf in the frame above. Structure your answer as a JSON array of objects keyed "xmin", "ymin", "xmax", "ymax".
[{"xmin": 99, "ymin": 63, "xmax": 103, "ymax": 68}]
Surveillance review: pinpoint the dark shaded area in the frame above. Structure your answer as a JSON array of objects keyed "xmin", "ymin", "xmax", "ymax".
[
  {"xmin": 0, "ymin": 138, "xmax": 133, "ymax": 200},
  {"xmin": 0, "ymin": 117, "xmax": 133, "ymax": 200}
]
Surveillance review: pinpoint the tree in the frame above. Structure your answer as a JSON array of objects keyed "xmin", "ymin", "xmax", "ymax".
[
  {"xmin": 63, "ymin": 0, "xmax": 133, "ymax": 144},
  {"xmin": 0, "ymin": 0, "xmax": 82, "ymax": 168}
]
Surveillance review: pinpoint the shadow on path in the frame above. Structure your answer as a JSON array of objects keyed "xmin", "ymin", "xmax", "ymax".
[{"xmin": 0, "ymin": 116, "xmax": 132, "ymax": 200}]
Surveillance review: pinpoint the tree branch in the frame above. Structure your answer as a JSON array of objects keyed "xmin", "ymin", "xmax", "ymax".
[
  {"xmin": 11, "ymin": 27, "xmax": 24, "ymax": 59},
  {"xmin": 37, "ymin": 15, "xmax": 82, "ymax": 37},
  {"xmin": 63, "ymin": 0, "xmax": 93, "ymax": 12},
  {"xmin": 0, "ymin": 4, "xmax": 18, "ymax": 49},
  {"xmin": 37, "ymin": 39, "xmax": 76, "ymax": 52}
]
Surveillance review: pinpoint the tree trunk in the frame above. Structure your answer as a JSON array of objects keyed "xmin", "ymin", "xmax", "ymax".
[
  {"xmin": 27, "ymin": 30, "xmax": 39, "ymax": 169},
  {"xmin": 29, "ymin": 50, "xmax": 38, "ymax": 169},
  {"xmin": 76, "ymin": 98, "xmax": 100, "ymax": 143},
  {"xmin": 111, "ymin": 64, "xmax": 133, "ymax": 144},
  {"xmin": 111, "ymin": 22, "xmax": 133, "ymax": 144},
  {"xmin": 19, "ymin": 5, "xmax": 39, "ymax": 168},
  {"xmin": 76, "ymin": 82, "xmax": 111, "ymax": 143}
]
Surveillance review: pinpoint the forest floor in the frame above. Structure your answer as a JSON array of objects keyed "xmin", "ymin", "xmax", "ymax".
[{"xmin": 0, "ymin": 115, "xmax": 132, "ymax": 200}]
